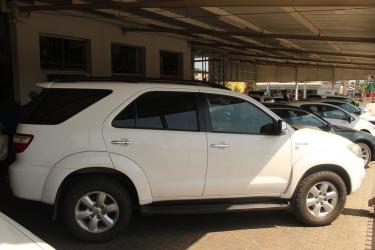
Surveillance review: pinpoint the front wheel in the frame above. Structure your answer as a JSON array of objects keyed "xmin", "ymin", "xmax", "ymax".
[
  {"xmin": 292, "ymin": 171, "xmax": 347, "ymax": 226},
  {"xmin": 356, "ymin": 142, "xmax": 372, "ymax": 167},
  {"xmin": 61, "ymin": 176, "xmax": 132, "ymax": 242}
]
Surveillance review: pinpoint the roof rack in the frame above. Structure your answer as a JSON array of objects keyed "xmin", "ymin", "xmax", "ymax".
[{"xmin": 47, "ymin": 75, "xmax": 229, "ymax": 90}]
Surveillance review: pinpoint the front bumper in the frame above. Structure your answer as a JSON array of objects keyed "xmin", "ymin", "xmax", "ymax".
[
  {"xmin": 349, "ymin": 156, "xmax": 366, "ymax": 194},
  {"xmin": 9, "ymin": 160, "xmax": 51, "ymax": 202}
]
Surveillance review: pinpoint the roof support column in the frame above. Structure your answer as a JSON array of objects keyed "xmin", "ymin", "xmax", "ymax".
[
  {"xmin": 295, "ymin": 67, "xmax": 299, "ymax": 100},
  {"xmin": 303, "ymin": 81, "xmax": 307, "ymax": 99},
  {"xmin": 331, "ymin": 68, "xmax": 335, "ymax": 95}
]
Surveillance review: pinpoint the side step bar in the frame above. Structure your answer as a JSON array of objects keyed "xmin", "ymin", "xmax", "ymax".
[{"xmin": 141, "ymin": 201, "xmax": 290, "ymax": 215}]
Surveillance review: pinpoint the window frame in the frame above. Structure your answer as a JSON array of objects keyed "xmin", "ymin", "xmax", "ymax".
[
  {"xmin": 159, "ymin": 50, "xmax": 183, "ymax": 79},
  {"xmin": 201, "ymin": 93, "xmax": 276, "ymax": 135},
  {"xmin": 111, "ymin": 42, "xmax": 146, "ymax": 76},
  {"xmin": 111, "ymin": 91, "xmax": 205, "ymax": 132},
  {"xmin": 39, "ymin": 33, "xmax": 90, "ymax": 72}
]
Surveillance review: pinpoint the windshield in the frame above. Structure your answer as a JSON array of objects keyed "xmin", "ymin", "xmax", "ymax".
[
  {"xmin": 326, "ymin": 102, "xmax": 360, "ymax": 114},
  {"xmin": 272, "ymin": 108, "xmax": 327, "ymax": 129}
]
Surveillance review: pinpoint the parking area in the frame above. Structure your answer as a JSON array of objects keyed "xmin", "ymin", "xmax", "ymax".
[{"xmin": 0, "ymin": 165, "xmax": 374, "ymax": 250}]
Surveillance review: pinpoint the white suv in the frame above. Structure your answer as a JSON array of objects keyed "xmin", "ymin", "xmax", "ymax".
[{"xmin": 10, "ymin": 81, "xmax": 365, "ymax": 242}]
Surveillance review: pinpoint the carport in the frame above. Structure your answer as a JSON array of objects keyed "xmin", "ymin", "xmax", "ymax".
[
  {"xmin": 5, "ymin": 0, "xmax": 375, "ymax": 104},
  {"xmin": 1, "ymin": 1, "xmax": 375, "ymax": 249}
]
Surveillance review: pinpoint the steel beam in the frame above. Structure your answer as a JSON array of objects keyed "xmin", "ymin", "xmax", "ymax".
[
  {"xmin": 242, "ymin": 59, "xmax": 375, "ymax": 71},
  {"xmin": 18, "ymin": 0, "xmax": 375, "ymax": 11},
  {"xmin": 229, "ymin": 53, "xmax": 375, "ymax": 67},
  {"xmin": 124, "ymin": 27, "xmax": 375, "ymax": 43},
  {"xmin": 192, "ymin": 41, "xmax": 375, "ymax": 59}
]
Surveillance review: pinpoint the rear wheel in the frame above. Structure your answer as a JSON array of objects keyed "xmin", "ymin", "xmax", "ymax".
[
  {"xmin": 61, "ymin": 176, "xmax": 132, "ymax": 242},
  {"xmin": 356, "ymin": 142, "xmax": 372, "ymax": 167},
  {"xmin": 292, "ymin": 171, "xmax": 346, "ymax": 226}
]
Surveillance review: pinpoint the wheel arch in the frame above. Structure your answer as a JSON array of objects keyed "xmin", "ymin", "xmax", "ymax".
[
  {"xmin": 297, "ymin": 164, "xmax": 351, "ymax": 196},
  {"xmin": 53, "ymin": 167, "xmax": 140, "ymax": 221}
]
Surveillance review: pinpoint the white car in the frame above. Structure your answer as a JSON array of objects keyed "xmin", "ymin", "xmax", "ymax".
[
  {"xmin": 289, "ymin": 102, "xmax": 375, "ymax": 135},
  {"xmin": 10, "ymin": 81, "xmax": 365, "ymax": 242},
  {"xmin": 0, "ymin": 212, "xmax": 54, "ymax": 250},
  {"xmin": 316, "ymin": 99, "xmax": 375, "ymax": 125}
]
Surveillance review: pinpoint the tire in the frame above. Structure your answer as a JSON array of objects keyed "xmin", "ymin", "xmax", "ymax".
[
  {"xmin": 356, "ymin": 142, "xmax": 372, "ymax": 167},
  {"xmin": 292, "ymin": 171, "xmax": 347, "ymax": 226},
  {"xmin": 61, "ymin": 176, "xmax": 132, "ymax": 242}
]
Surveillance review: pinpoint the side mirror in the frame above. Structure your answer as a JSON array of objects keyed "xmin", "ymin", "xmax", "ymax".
[
  {"xmin": 260, "ymin": 120, "xmax": 286, "ymax": 135},
  {"xmin": 346, "ymin": 116, "xmax": 352, "ymax": 123}
]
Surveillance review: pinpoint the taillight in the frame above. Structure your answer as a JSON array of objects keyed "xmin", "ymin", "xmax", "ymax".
[{"xmin": 13, "ymin": 134, "xmax": 34, "ymax": 153}]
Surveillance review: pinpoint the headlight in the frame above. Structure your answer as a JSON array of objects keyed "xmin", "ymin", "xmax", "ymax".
[{"xmin": 347, "ymin": 143, "xmax": 362, "ymax": 158}]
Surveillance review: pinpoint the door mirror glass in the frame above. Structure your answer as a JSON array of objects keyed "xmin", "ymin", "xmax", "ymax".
[{"xmin": 347, "ymin": 115, "xmax": 353, "ymax": 123}]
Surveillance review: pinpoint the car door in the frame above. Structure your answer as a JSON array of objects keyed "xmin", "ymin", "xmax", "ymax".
[
  {"xmin": 103, "ymin": 90, "xmax": 207, "ymax": 199},
  {"xmin": 202, "ymin": 93, "xmax": 292, "ymax": 196}
]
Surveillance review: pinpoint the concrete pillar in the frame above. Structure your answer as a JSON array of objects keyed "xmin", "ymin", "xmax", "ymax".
[
  {"xmin": 266, "ymin": 82, "xmax": 270, "ymax": 96},
  {"xmin": 331, "ymin": 68, "xmax": 335, "ymax": 95},
  {"xmin": 295, "ymin": 67, "xmax": 299, "ymax": 100},
  {"xmin": 303, "ymin": 81, "xmax": 307, "ymax": 99}
]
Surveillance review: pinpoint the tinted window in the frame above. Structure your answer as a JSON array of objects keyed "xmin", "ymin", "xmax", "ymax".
[
  {"xmin": 113, "ymin": 92, "xmax": 198, "ymax": 131},
  {"xmin": 302, "ymin": 104, "xmax": 347, "ymax": 120},
  {"xmin": 111, "ymin": 102, "xmax": 136, "ymax": 128},
  {"xmin": 25, "ymin": 89, "xmax": 111, "ymax": 125},
  {"xmin": 287, "ymin": 109, "xmax": 325, "ymax": 127},
  {"xmin": 206, "ymin": 94, "xmax": 273, "ymax": 134},
  {"xmin": 325, "ymin": 102, "xmax": 359, "ymax": 114},
  {"xmin": 271, "ymin": 109, "xmax": 292, "ymax": 123}
]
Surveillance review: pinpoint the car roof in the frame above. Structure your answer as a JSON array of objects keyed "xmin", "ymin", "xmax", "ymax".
[
  {"xmin": 265, "ymin": 103, "xmax": 306, "ymax": 110},
  {"xmin": 287, "ymin": 101, "xmax": 353, "ymax": 115},
  {"xmin": 37, "ymin": 81, "xmax": 230, "ymax": 93}
]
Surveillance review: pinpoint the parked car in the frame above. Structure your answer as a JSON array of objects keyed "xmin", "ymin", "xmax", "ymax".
[
  {"xmin": 320, "ymin": 99, "xmax": 375, "ymax": 125},
  {"xmin": 249, "ymin": 95, "xmax": 275, "ymax": 103},
  {"xmin": 10, "ymin": 81, "xmax": 365, "ymax": 242},
  {"xmin": 267, "ymin": 104, "xmax": 375, "ymax": 166},
  {"xmin": 289, "ymin": 102, "xmax": 375, "ymax": 135},
  {"xmin": 306, "ymin": 94, "xmax": 323, "ymax": 99},
  {"xmin": 0, "ymin": 212, "xmax": 54, "ymax": 250},
  {"xmin": 326, "ymin": 95, "xmax": 359, "ymax": 106}
]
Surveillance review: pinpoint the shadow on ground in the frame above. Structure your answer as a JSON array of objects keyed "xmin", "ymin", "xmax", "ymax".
[{"xmin": 0, "ymin": 174, "xmax": 305, "ymax": 250}]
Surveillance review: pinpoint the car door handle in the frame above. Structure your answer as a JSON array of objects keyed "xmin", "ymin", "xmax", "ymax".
[
  {"xmin": 210, "ymin": 143, "xmax": 229, "ymax": 149},
  {"xmin": 111, "ymin": 140, "xmax": 134, "ymax": 146}
]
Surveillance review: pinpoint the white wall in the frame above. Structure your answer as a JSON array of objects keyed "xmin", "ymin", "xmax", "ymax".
[{"xmin": 13, "ymin": 13, "xmax": 192, "ymax": 104}]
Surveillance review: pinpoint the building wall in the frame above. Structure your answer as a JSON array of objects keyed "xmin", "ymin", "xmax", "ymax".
[{"xmin": 13, "ymin": 12, "xmax": 192, "ymax": 104}]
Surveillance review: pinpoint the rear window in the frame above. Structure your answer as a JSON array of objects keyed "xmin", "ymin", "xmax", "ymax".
[{"xmin": 24, "ymin": 88, "xmax": 112, "ymax": 125}]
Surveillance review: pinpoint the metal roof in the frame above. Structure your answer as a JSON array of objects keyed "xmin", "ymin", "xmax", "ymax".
[{"xmin": 12, "ymin": 0, "xmax": 375, "ymax": 72}]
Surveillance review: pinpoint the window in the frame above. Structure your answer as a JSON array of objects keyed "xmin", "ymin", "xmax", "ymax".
[
  {"xmin": 111, "ymin": 44, "xmax": 145, "ymax": 75},
  {"xmin": 301, "ymin": 104, "xmax": 348, "ymax": 120},
  {"xmin": 40, "ymin": 35, "xmax": 88, "ymax": 71},
  {"xmin": 325, "ymin": 102, "xmax": 359, "ymax": 114},
  {"xmin": 160, "ymin": 51, "xmax": 183, "ymax": 78},
  {"xmin": 288, "ymin": 109, "xmax": 326, "ymax": 128},
  {"xmin": 206, "ymin": 94, "xmax": 273, "ymax": 134},
  {"xmin": 25, "ymin": 89, "xmax": 111, "ymax": 125},
  {"xmin": 113, "ymin": 92, "xmax": 198, "ymax": 131}
]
